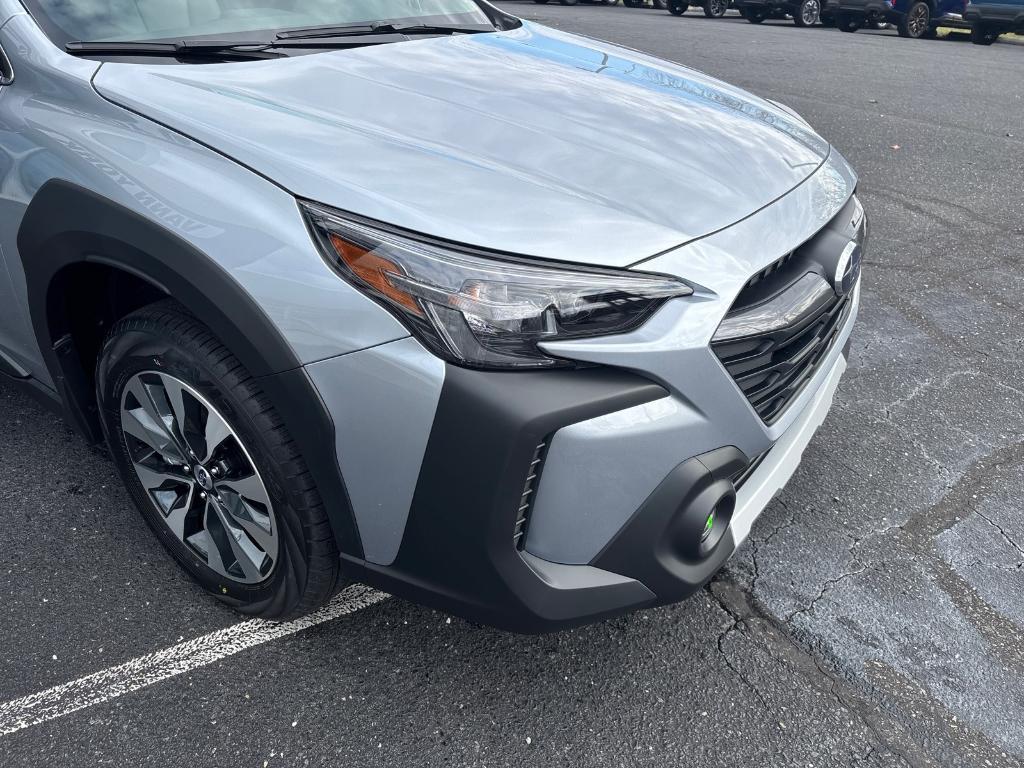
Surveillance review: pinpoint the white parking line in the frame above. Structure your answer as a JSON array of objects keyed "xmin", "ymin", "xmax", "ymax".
[{"xmin": 0, "ymin": 585, "xmax": 389, "ymax": 737}]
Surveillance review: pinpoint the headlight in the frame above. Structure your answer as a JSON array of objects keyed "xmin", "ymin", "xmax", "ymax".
[{"xmin": 302, "ymin": 202, "xmax": 692, "ymax": 369}]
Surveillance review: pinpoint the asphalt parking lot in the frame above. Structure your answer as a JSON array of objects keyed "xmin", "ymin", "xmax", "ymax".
[{"xmin": 2, "ymin": 3, "xmax": 1023, "ymax": 766}]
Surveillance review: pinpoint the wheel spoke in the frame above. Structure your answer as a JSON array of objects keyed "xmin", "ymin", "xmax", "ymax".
[
  {"xmin": 217, "ymin": 473, "xmax": 269, "ymax": 506},
  {"xmin": 221, "ymin": 495, "xmax": 275, "ymax": 553},
  {"xmin": 199, "ymin": 404, "xmax": 233, "ymax": 464},
  {"xmin": 164, "ymin": 488, "xmax": 194, "ymax": 540},
  {"xmin": 159, "ymin": 374, "xmax": 200, "ymax": 458},
  {"xmin": 210, "ymin": 500, "xmax": 266, "ymax": 581},
  {"xmin": 132, "ymin": 463, "xmax": 194, "ymax": 533},
  {"xmin": 132, "ymin": 462, "xmax": 187, "ymax": 496},
  {"xmin": 123, "ymin": 378, "xmax": 186, "ymax": 462}
]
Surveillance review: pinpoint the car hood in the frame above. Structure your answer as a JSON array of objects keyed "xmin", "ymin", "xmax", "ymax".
[{"xmin": 93, "ymin": 22, "xmax": 831, "ymax": 268}]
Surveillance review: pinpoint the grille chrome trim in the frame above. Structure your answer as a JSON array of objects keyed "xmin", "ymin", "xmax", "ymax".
[
  {"xmin": 713, "ymin": 272, "xmax": 852, "ymax": 425},
  {"xmin": 713, "ymin": 273, "xmax": 835, "ymax": 343}
]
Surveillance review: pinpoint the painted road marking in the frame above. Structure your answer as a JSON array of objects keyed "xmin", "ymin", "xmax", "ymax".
[{"xmin": 0, "ymin": 585, "xmax": 389, "ymax": 737}]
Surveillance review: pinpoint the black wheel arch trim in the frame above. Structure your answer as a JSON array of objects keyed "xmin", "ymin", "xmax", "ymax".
[{"xmin": 17, "ymin": 179, "xmax": 364, "ymax": 559}]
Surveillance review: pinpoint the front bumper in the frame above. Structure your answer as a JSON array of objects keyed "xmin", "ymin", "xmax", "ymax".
[
  {"xmin": 334, "ymin": 334, "xmax": 853, "ymax": 632},
  {"xmin": 310, "ymin": 150, "xmax": 862, "ymax": 632}
]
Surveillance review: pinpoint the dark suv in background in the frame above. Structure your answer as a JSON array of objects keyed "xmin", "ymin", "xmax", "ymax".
[
  {"xmin": 965, "ymin": 0, "xmax": 1024, "ymax": 42},
  {"xmin": 735, "ymin": 0, "xmax": 824, "ymax": 25},
  {"xmin": 833, "ymin": 0, "xmax": 966, "ymax": 36}
]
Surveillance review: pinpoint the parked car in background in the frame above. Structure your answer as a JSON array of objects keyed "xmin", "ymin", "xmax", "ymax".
[
  {"xmin": 533, "ymin": 0, "xmax": 621, "ymax": 5},
  {"xmin": 624, "ymin": 0, "xmax": 669, "ymax": 8},
  {"xmin": 668, "ymin": 0, "xmax": 732, "ymax": 16},
  {"xmin": 735, "ymin": 0, "xmax": 823, "ymax": 24},
  {"xmin": 965, "ymin": 0, "xmax": 1024, "ymax": 42},
  {"xmin": 834, "ymin": 0, "xmax": 967, "ymax": 36}
]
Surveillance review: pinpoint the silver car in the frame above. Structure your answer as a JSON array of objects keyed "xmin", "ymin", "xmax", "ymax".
[{"xmin": 0, "ymin": 0, "xmax": 863, "ymax": 631}]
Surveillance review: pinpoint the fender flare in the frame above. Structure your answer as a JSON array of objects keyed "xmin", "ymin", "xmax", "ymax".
[{"xmin": 18, "ymin": 179, "xmax": 364, "ymax": 558}]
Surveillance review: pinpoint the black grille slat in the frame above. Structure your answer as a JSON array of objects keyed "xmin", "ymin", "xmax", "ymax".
[
  {"xmin": 513, "ymin": 440, "xmax": 548, "ymax": 549},
  {"xmin": 732, "ymin": 450, "xmax": 769, "ymax": 490},
  {"xmin": 740, "ymin": 310, "xmax": 842, "ymax": 400},
  {"xmin": 713, "ymin": 263, "xmax": 852, "ymax": 424}
]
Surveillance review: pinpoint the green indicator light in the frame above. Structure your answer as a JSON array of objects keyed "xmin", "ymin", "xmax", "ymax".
[{"xmin": 701, "ymin": 510, "xmax": 716, "ymax": 541}]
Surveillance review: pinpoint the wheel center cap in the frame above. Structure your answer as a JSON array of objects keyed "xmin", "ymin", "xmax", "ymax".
[{"xmin": 194, "ymin": 465, "xmax": 215, "ymax": 491}]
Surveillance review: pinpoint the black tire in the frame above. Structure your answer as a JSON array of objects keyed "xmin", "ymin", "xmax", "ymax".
[
  {"xmin": 704, "ymin": 0, "xmax": 729, "ymax": 16},
  {"xmin": 820, "ymin": 12, "xmax": 836, "ymax": 26},
  {"xmin": 669, "ymin": 0, "xmax": 689, "ymax": 13},
  {"xmin": 533, "ymin": 0, "xmax": 550, "ymax": 4},
  {"xmin": 793, "ymin": 0, "xmax": 820, "ymax": 25},
  {"xmin": 897, "ymin": 1, "xmax": 930, "ymax": 37},
  {"xmin": 970, "ymin": 23, "xmax": 999, "ymax": 44},
  {"xmin": 745, "ymin": 7, "xmax": 768, "ymax": 21},
  {"xmin": 97, "ymin": 301, "xmax": 343, "ymax": 620},
  {"xmin": 837, "ymin": 11, "xmax": 863, "ymax": 30}
]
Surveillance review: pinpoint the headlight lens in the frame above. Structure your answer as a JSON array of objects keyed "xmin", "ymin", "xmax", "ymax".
[{"xmin": 302, "ymin": 202, "xmax": 692, "ymax": 369}]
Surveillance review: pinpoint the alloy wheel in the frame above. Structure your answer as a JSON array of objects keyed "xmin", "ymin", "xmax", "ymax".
[
  {"xmin": 119, "ymin": 371, "xmax": 278, "ymax": 584},
  {"xmin": 908, "ymin": 3, "xmax": 928, "ymax": 36},
  {"xmin": 710, "ymin": 0, "xmax": 729, "ymax": 15},
  {"xmin": 801, "ymin": 0, "xmax": 820, "ymax": 24}
]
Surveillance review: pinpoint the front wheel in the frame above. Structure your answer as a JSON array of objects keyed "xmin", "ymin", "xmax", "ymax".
[
  {"xmin": 98, "ymin": 301, "xmax": 343, "ymax": 619},
  {"xmin": 971, "ymin": 23, "xmax": 1000, "ymax": 44},
  {"xmin": 669, "ymin": 0, "xmax": 689, "ymax": 13},
  {"xmin": 897, "ymin": 1, "xmax": 931, "ymax": 37},
  {"xmin": 704, "ymin": 0, "xmax": 730, "ymax": 16},
  {"xmin": 793, "ymin": 0, "xmax": 820, "ymax": 25}
]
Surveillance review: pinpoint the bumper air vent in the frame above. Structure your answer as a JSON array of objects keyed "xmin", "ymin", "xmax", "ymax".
[{"xmin": 513, "ymin": 440, "xmax": 548, "ymax": 550}]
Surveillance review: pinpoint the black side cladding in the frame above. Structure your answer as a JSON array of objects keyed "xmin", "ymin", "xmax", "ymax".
[
  {"xmin": 17, "ymin": 179, "xmax": 364, "ymax": 558},
  {"xmin": 341, "ymin": 364, "xmax": 668, "ymax": 633}
]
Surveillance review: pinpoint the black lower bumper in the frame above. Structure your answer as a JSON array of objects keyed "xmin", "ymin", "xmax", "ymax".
[
  {"xmin": 340, "ymin": 365, "xmax": 752, "ymax": 633},
  {"xmin": 835, "ymin": 0, "xmax": 895, "ymax": 17},
  {"xmin": 736, "ymin": 0, "xmax": 797, "ymax": 9}
]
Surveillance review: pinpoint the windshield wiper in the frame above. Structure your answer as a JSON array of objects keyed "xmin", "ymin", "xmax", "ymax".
[
  {"xmin": 65, "ymin": 21, "xmax": 489, "ymax": 58},
  {"xmin": 64, "ymin": 30, "xmax": 441, "ymax": 58},
  {"xmin": 65, "ymin": 40, "xmax": 283, "ymax": 59},
  {"xmin": 276, "ymin": 21, "xmax": 488, "ymax": 41}
]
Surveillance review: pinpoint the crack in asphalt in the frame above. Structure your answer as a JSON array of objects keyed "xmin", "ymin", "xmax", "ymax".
[
  {"xmin": 708, "ymin": 579, "xmax": 924, "ymax": 767},
  {"xmin": 974, "ymin": 509, "xmax": 1024, "ymax": 562}
]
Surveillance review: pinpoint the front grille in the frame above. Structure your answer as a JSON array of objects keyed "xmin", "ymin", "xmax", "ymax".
[
  {"xmin": 713, "ymin": 271, "xmax": 851, "ymax": 424},
  {"xmin": 513, "ymin": 440, "xmax": 548, "ymax": 549}
]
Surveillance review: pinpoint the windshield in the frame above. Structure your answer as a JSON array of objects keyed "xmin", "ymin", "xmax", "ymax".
[{"xmin": 21, "ymin": 0, "xmax": 497, "ymax": 46}]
